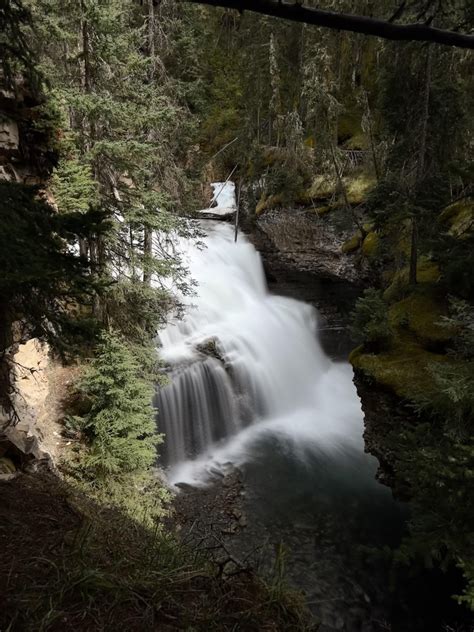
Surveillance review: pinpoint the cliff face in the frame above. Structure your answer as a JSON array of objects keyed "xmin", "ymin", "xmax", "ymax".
[
  {"xmin": 0, "ymin": 70, "xmax": 54, "ymax": 185},
  {"xmin": 244, "ymin": 200, "xmax": 413, "ymax": 491},
  {"xmin": 0, "ymin": 71, "xmax": 58, "ymax": 476},
  {"xmin": 244, "ymin": 203, "xmax": 368, "ymax": 358},
  {"xmin": 251, "ymin": 207, "xmax": 367, "ymax": 286}
]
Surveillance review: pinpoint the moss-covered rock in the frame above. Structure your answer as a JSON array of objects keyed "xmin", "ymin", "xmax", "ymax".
[
  {"xmin": 346, "ymin": 173, "xmax": 377, "ymax": 205},
  {"xmin": 344, "ymin": 132, "xmax": 369, "ymax": 151},
  {"xmin": 362, "ymin": 231, "xmax": 379, "ymax": 257},
  {"xmin": 439, "ymin": 198, "xmax": 474, "ymax": 239},
  {"xmin": 388, "ymin": 293, "xmax": 454, "ymax": 345},
  {"xmin": 383, "ymin": 259, "xmax": 440, "ymax": 301},
  {"xmin": 307, "ymin": 175, "xmax": 337, "ymax": 200},
  {"xmin": 350, "ymin": 340, "xmax": 450, "ymax": 402},
  {"xmin": 342, "ymin": 231, "xmax": 362, "ymax": 254},
  {"xmin": 337, "ymin": 111, "xmax": 363, "ymax": 144},
  {"xmin": 305, "ymin": 172, "xmax": 376, "ymax": 209},
  {"xmin": 255, "ymin": 193, "xmax": 284, "ymax": 215}
]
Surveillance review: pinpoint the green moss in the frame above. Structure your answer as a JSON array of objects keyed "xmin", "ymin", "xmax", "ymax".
[
  {"xmin": 383, "ymin": 259, "xmax": 441, "ymax": 301},
  {"xmin": 307, "ymin": 175, "xmax": 336, "ymax": 200},
  {"xmin": 342, "ymin": 231, "xmax": 362, "ymax": 253},
  {"xmin": 351, "ymin": 340, "xmax": 450, "ymax": 401},
  {"xmin": 362, "ymin": 231, "xmax": 379, "ymax": 257},
  {"xmin": 346, "ymin": 173, "xmax": 377, "ymax": 205},
  {"xmin": 388, "ymin": 293, "xmax": 453, "ymax": 344},
  {"xmin": 349, "ymin": 344, "xmax": 364, "ymax": 364},
  {"xmin": 305, "ymin": 172, "xmax": 376, "ymax": 208},
  {"xmin": 439, "ymin": 198, "xmax": 474, "ymax": 239}
]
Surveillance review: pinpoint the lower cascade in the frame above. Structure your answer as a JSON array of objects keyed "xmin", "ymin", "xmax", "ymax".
[{"xmin": 156, "ymin": 221, "xmax": 373, "ymax": 485}]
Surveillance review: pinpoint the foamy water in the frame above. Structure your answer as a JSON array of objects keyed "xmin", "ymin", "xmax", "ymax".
[{"xmin": 154, "ymin": 221, "xmax": 373, "ymax": 487}]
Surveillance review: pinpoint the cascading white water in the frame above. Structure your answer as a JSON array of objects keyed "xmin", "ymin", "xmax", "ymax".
[{"xmin": 156, "ymin": 220, "xmax": 367, "ymax": 485}]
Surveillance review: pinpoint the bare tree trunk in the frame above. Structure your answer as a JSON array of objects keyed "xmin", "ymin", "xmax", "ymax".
[
  {"xmin": 148, "ymin": 0, "xmax": 156, "ymax": 80},
  {"xmin": 409, "ymin": 45, "xmax": 433, "ymax": 286},
  {"xmin": 143, "ymin": 228, "xmax": 153, "ymax": 285},
  {"xmin": 81, "ymin": 0, "xmax": 99, "ymax": 274},
  {"xmin": 330, "ymin": 144, "xmax": 365, "ymax": 237},
  {"xmin": 143, "ymin": 0, "xmax": 156, "ymax": 286},
  {"xmin": 186, "ymin": 0, "xmax": 474, "ymax": 49},
  {"xmin": 79, "ymin": 238, "xmax": 89, "ymax": 259},
  {"xmin": 362, "ymin": 90, "xmax": 380, "ymax": 182}
]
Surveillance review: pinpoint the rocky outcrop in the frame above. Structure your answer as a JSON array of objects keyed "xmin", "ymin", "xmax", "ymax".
[
  {"xmin": 0, "ymin": 70, "xmax": 55, "ymax": 185},
  {"xmin": 352, "ymin": 369, "xmax": 413, "ymax": 496},
  {"xmin": 0, "ymin": 339, "xmax": 68, "ymax": 478},
  {"xmin": 0, "ymin": 69, "xmax": 59, "ymax": 471},
  {"xmin": 242, "ymin": 206, "xmax": 365, "ymax": 358},
  {"xmin": 252, "ymin": 207, "xmax": 365, "ymax": 285}
]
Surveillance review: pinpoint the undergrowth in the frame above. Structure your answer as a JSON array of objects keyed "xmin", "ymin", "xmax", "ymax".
[{"xmin": 0, "ymin": 474, "xmax": 310, "ymax": 632}]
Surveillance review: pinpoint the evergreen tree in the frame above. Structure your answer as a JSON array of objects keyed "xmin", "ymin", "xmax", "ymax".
[
  {"xmin": 70, "ymin": 331, "xmax": 160, "ymax": 477},
  {"xmin": 26, "ymin": 0, "xmax": 200, "ymax": 342}
]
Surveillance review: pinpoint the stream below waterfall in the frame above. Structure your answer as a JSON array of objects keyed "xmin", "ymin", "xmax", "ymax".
[{"xmin": 154, "ymin": 219, "xmax": 461, "ymax": 631}]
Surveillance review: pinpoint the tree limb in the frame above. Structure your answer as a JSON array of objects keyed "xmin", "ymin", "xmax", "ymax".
[{"xmin": 184, "ymin": 0, "xmax": 474, "ymax": 49}]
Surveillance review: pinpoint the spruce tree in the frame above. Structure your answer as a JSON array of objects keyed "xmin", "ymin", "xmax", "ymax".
[{"xmin": 72, "ymin": 331, "xmax": 160, "ymax": 477}]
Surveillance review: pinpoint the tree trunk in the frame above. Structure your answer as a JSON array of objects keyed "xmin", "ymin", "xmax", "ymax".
[
  {"xmin": 409, "ymin": 46, "xmax": 433, "ymax": 286},
  {"xmin": 330, "ymin": 144, "xmax": 365, "ymax": 237},
  {"xmin": 142, "ymin": 0, "xmax": 156, "ymax": 286},
  {"xmin": 148, "ymin": 0, "xmax": 156, "ymax": 79},
  {"xmin": 408, "ymin": 217, "xmax": 418, "ymax": 285},
  {"xmin": 0, "ymin": 299, "xmax": 16, "ymax": 424},
  {"xmin": 186, "ymin": 0, "xmax": 474, "ymax": 49},
  {"xmin": 79, "ymin": 238, "xmax": 89, "ymax": 259},
  {"xmin": 143, "ymin": 227, "xmax": 153, "ymax": 285}
]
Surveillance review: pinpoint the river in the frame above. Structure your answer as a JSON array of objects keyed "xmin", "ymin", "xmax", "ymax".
[{"xmin": 154, "ymin": 219, "xmax": 466, "ymax": 631}]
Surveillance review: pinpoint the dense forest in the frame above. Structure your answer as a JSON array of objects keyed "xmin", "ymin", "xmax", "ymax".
[{"xmin": 0, "ymin": 0, "xmax": 473, "ymax": 630}]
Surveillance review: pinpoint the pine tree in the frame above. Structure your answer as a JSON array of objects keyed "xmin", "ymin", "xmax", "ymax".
[
  {"xmin": 27, "ymin": 0, "xmax": 200, "ymax": 341},
  {"xmin": 71, "ymin": 331, "xmax": 160, "ymax": 477}
]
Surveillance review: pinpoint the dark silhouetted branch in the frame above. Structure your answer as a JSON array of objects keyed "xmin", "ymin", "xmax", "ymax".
[{"xmin": 185, "ymin": 0, "xmax": 474, "ymax": 49}]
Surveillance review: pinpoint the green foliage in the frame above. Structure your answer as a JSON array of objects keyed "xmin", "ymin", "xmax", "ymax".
[
  {"xmin": 104, "ymin": 280, "xmax": 172, "ymax": 345},
  {"xmin": 69, "ymin": 331, "xmax": 160, "ymax": 477},
  {"xmin": 24, "ymin": 0, "xmax": 201, "ymax": 335},
  {"xmin": 0, "ymin": 0, "xmax": 40, "ymax": 89},
  {"xmin": 415, "ymin": 299, "xmax": 474, "ymax": 434},
  {"xmin": 435, "ymin": 233, "xmax": 474, "ymax": 299},
  {"xmin": 395, "ymin": 423, "xmax": 474, "ymax": 608},
  {"xmin": 0, "ymin": 182, "xmax": 104, "ymax": 353},
  {"xmin": 69, "ymin": 469, "xmax": 170, "ymax": 526},
  {"xmin": 351, "ymin": 288, "xmax": 390, "ymax": 346},
  {"xmin": 51, "ymin": 155, "xmax": 98, "ymax": 214}
]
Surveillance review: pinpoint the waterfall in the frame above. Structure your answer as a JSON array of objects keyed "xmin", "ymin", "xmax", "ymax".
[{"xmin": 156, "ymin": 221, "xmax": 366, "ymax": 485}]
